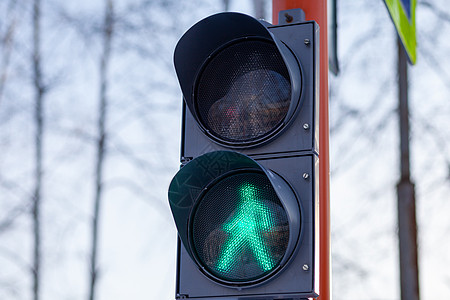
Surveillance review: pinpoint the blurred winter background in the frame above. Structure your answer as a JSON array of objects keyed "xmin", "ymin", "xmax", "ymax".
[{"xmin": 0, "ymin": 0, "xmax": 449, "ymax": 299}]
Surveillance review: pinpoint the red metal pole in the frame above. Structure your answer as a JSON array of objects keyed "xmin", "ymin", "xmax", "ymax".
[{"xmin": 272, "ymin": 1, "xmax": 330, "ymax": 300}]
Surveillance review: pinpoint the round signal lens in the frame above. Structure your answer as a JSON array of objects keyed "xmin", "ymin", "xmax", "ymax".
[
  {"xmin": 195, "ymin": 40, "xmax": 292, "ymax": 146},
  {"xmin": 191, "ymin": 171, "xmax": 290, "ymax": 285}
]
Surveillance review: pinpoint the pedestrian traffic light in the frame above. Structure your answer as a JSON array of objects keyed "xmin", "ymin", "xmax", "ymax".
[{"xmin": 168, "ymin": 12, "xmax": 320, "ymax": 299}]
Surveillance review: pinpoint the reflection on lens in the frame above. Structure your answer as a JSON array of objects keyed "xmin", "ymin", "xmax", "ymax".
[
  {"xmin": 195, "ymin": 40, "xmax": 292, "ymax": 144},
  {"xmin": 207, "ymin": 70, "xmax": 290, "ymax": 142}
]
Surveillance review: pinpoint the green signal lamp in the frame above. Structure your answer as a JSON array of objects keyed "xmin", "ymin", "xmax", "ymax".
[{"xmin": 216, "ymin": 184, "xmax": 278, "ymax": 275}]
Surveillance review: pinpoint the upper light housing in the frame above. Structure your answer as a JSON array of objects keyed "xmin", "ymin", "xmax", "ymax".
[{"xmin": 174, "ymin": 12, "xmax": 303, "ymax": 148}]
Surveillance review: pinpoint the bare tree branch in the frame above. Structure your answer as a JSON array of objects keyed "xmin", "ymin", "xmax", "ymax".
[
  {"xmin": 0, "ymin": 204, "xmax": 29, "ymax": 234},
  {"xmin": 420, "ymin": 1, "xmax": 450, "ymax": 23},
  {"xmin": 0, "ymin": 0, "xmax": 17, "ymax": 106},
  {"xmin": 417, "ymin": 37, "xmax": 450, "ymax": 93},
  {"xmin": 105, "ymin": 177, "xmax": 169, "ymax": 219}
]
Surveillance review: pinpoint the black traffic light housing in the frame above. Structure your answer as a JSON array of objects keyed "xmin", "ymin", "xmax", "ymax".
[{"xmin": 168, "ymin": 12, "xmax": 320, "ymax": 299}]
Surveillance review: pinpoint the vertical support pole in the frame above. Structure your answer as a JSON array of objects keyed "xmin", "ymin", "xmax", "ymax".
[
  {"xmin": 397, "ymin": 37, "xmax": 420, "ymax": 300},
  {"xmin": 273, "ymin": 2, "xmax": 330, "ymax": 300}
]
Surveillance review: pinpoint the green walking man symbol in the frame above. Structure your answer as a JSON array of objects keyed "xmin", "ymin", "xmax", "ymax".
[{"xmin": 216, "ymin": 183, "xmax": 277, "ymax": 274}]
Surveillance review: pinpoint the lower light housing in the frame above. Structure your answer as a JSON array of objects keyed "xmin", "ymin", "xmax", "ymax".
[{"xmin": 168, "ymin": 151, "xmax": 301, "ymax": 288}]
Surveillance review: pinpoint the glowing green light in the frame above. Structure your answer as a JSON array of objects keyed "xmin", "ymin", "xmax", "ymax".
[{"xmin": 215, "ymin": 183, "xmax": 276, "ymax": 274}]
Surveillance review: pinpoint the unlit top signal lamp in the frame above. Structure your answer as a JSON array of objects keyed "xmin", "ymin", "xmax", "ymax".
[{"xmin": 174, "ymin": 12, "xmax": 303, "ymax": 148}]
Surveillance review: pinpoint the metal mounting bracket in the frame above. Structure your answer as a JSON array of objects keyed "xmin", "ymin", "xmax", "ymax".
[{"xmin": 278, "ymin": 8, "xmax": 306, "ymax": 25}]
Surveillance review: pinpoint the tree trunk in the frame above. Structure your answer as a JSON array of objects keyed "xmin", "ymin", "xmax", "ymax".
[
  {"xmin": 32, "ymin": 0, "xmax": 45, "ymax": 299},
  {"xmin": 88, "ymin": 1, "xmax": 114, "ymax": 300},
  {"xmin": 253, "ymin": 0, "xmax": 266, "ymax": 19},
  {"xmin": 223, "ymin": 0, "xmax": 230, "ymax": 11}
]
